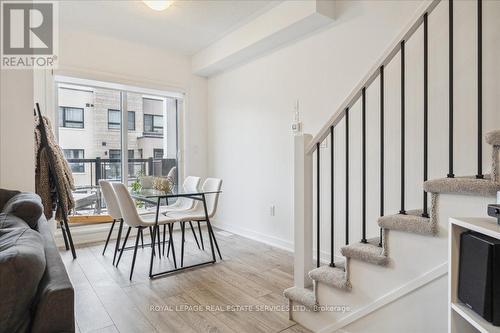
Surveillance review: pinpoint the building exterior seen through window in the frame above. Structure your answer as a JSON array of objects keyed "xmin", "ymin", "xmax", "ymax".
[{"xmin": 56, "ymin": 82, "xmax": 179, "ymax": 216}]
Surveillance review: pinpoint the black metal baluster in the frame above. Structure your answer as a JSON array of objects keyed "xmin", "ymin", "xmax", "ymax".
[
  {"xmin": 379, "ymin": 65, "xmax": 384, "ymax": 247},
  {"xmin": 400, "ymin": 40, "xmax": 406, "ymax": 215},
  {"xmin": 317, "ymin": 142, "xmax": 321, "ymax": 268},
  {"xmin": 362, "ymin": 87, "xmax": 367, "ymax": 243},
  {"xmin": 477, "ymin": 0, "xmax": 483, "ymax": 179},
  {"xmin": 330, "ymin": 126, "xmax": 335, "ymax": 267},
  {"xmin": 448, "ymin": 0, "xmax": 455, "ymax": 178},
  {"xmin": 345, "ymin": 108, "xmax": 349, "ymax": 246},
  {"xmin": 423, "ymin": 13, "xmax": 430, "ymax": 218}
]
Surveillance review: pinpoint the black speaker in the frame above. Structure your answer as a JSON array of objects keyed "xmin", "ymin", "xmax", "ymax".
[{"xmin": 458, "ymin": 231, "xmax": 500, "ymax": 325}]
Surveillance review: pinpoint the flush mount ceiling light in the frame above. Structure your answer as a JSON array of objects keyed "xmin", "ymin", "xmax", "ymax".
[{"xmin": 143, "ymin": 0, "xmax": 174, "ymax": 11}]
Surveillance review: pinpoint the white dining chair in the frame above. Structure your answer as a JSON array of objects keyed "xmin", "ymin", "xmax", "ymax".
[
  {"xmin": 164, "ymin": 178, "xmax": 223, "ymax": 267},
  {"xmin": 99, "ymin": 180, "xmax": 126, "ymax": 265},
  {"xmin": 100, "ymin": 180, "xmax": 150, "ymax": 264},
  {"xmin": 161, "ymin": 176, "xmax": 202, "ymax": 254},
  {"xmin": 112, "ymin": 182, "xmax": 179, "ymax": 280}
]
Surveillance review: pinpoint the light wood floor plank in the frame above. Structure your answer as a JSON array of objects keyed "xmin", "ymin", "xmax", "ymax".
[
  {"xmin": 75, "ymin": 247, "xmax": 157, "ymax": 333},
  {"xmin": 62, "ymin": 228, "xmax": 310, "ymax": 333}
]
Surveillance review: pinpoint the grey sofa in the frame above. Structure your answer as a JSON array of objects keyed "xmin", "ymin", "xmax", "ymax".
[{"xmin": 0, "ymin": 189, "xmax": 75, "ymax": 333}]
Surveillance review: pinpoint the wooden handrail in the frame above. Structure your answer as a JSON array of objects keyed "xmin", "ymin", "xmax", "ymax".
[{"xmin": 306, "ymin": 0, "xmax": 441, "ymax": 155}]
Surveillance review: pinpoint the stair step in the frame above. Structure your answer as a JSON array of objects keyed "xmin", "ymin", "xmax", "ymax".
[
  {"xmin": 283, "ymin": 286, "xmax": 318, "ymax": 311},
  {"xmin": 424, "ymin": 175, "xmax": 500, "ymax": 197},
  {"xmin": 340, "ymin": 238, "xmax": 388, "ymax": 266},
  {"xmin": 378, "ymin": 210, "xmax": 437, "ymax": 236},
  {"xmin": 309, "ymin": 266, "xmax": 351, "ymax": 290},
  {"xmin": 486, "ymin": 130, "xmax": 500, "ymax": 146}
]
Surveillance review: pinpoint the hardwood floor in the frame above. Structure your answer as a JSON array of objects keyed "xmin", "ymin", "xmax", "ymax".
[{"xmin": 60, "ymin": 226, "xmax": 312, "ymax": 333}]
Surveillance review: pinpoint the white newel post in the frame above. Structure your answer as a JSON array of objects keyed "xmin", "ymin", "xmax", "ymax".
[{"xmin": 293, "ymin": 134, "xmax": 313, "ymax": 288}]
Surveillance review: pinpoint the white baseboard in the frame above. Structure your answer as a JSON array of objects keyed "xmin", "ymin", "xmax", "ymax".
[
  {"xmin": 212, "ymin": 221, "xmax": 294, "ymax": 253},
  {"xmin": 318, "ymin": 262, "xmax": 448, "ymax": 333},
  {"xmin": 212, "ymin": 221, "xmax": 346, "ymax": 265}
]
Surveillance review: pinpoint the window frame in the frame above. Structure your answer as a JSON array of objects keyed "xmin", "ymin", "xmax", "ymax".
[
  {"xmin": 128, "ymin": 111, "xmax": 136, "ymax": 131},
  {"xmin": 108, "ymin": 149, "xmax": 121, "ymax": 160},
  {"xmin": 59, "ymin": 106, "xmax": 84, "ymax": 129},
  {"xmin": 63, "ymin": 149, "xmax": 85, "ymax": 173},
  {"xmin": 108, "ymin": 109, "xmax": 136, "ymax": 131},
  {"xmin": 153, "ymin": 148, "xmax": 164, "ymax": 159},
  {"xmin": 143, "ymin": 114, "xmax": 164, "ymax": 134},
  {"xmin": 107, "ymin": 109, "xmax": 121, "ymax": 129}
]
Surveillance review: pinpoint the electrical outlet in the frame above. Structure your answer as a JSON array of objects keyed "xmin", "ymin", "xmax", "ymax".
[{"xmin": 270, "ymin": 205, "xmax": 276, "ymax": 217}]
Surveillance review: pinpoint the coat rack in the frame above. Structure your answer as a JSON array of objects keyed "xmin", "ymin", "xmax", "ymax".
[{"xmin": 35, "ymin": 103, "xmax": 77, "ymax": 259}]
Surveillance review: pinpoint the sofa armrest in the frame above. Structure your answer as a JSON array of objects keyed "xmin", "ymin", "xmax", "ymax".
[
  {"xmin": 31, "ymin": 218, "xmax": 75, "ymax": 333},
  {"xmin": 0, "ymin": 189, "xmax": 20, "ymax": 211}
]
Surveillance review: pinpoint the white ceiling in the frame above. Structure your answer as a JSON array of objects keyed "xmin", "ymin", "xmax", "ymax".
[{"xmin": 59, "ymin": 0, "xmax": 278, "ymax": 56}]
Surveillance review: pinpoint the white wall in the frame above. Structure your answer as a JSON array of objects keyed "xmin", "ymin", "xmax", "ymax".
[
  {"xmin": 55, "ymin": 28, "xmax": 208, "ymax": 179},
  {"xmin": 0, "ymin": 70, "xmax": 35, "ymax": 191},
  {"xmin": 207, "ymin": 0, "xmax": 500, "ymax": 251}
]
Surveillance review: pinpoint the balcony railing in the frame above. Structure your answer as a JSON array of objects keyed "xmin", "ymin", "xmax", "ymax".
[{"xmin": 64, "ymin": 157, "xmax": 176, "ymax": 215}]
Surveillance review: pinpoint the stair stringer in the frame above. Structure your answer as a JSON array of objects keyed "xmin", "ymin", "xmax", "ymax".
[{"xmin": 290, "ymin": 193, "xmax": 495, "ymax": 333}]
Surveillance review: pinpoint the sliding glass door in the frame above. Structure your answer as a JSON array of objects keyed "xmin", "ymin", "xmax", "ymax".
[{"xmin": 56, "ymin": 78, "xmax": 180, "ymax": 220}]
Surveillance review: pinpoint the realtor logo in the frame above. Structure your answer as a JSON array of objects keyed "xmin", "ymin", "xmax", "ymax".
[{"xmin": 1, "ymin": 1, "xmax": 58, "ymax": 69}]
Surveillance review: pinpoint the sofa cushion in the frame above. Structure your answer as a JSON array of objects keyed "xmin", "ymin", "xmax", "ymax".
[
  {"xmin": 0, "ymin": 214, "xmax": 46, "ymax": 333},
  {"xmin": 0, "ymin": 189, "xmax": 20, "ymax": 211},
  {"xmin": 2, "ymin": 193, "xmax": 43, "ymax": 229},
  {"xmin": 31, "ymin": 218, "xmax": 75, "ymax": 333}
]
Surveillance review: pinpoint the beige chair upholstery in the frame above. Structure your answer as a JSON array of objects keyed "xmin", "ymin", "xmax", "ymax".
[
  {"xmin": 99, "ymin": 180, "xmax": 122, "ymax": 219},
  {"xmin": 165, "ymin": 178, "xmax": 222, "ymax": 221}
]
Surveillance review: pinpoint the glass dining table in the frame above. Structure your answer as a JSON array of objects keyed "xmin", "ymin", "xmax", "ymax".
[{"xmin": 130, "ymin": 188, "xmax": 222, "ymax": 278}]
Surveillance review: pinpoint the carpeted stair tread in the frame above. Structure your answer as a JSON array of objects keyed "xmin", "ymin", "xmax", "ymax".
[
  {"xmin": 283, "ymin": 286, "xmax": 317, "ymax": 311},
  {"xmin": 340, "ymin": 238, "xmax": 388, "ymax": 266},
  {"xmin": 309, "ymin": 266, "xmax": 351, "ymax": 290},
  {"xmin": 424, "ymin": 175, "xmax": 500, "ymax": 197},
  {"xmin": 486, "ymin": 130, "xmax": 500, "ymax": 146},
  {"xmin": 378, "ymin": 210, "xmax": 437, "ymax": 236}
]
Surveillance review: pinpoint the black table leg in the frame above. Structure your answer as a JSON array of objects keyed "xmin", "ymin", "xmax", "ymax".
[
  {"xmin": 149, "ymin": 224, "xmax": 156, "ymax": 278},
  {"xmin": 181, "ymin": 221, "xmax": 186, "ymax": 267},
  {"xmin": 207, "ymin": 223, "xmax": 222, "ymax": 260},
  {"xmin": 168, "ymin": 223, "xmax": 177, "ymax": 269},
  {"xmin": 162, "ymin": 224, "xmax": 167, "ymax": 255}
]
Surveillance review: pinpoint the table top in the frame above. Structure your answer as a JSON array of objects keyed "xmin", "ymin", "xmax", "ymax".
[{"xmin": 130, "ymin": 188, "xmax": 221, "ymax": 199}]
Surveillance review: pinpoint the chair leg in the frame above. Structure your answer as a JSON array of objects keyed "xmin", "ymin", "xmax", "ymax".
[
  {"xmin": 116, "ymin": 227, "xmax": 131, "ymax": 267},
  {"xmin": 181, "ymin": 221, "xmax": 186, "ymax": 267},
  {"xmin": 130, "ymin": 228, "xmax": 141, "ymax": 280},
  {"xmin": 197, "ymin": 221, "xmax": 204, "ymax": 250},
  {"xmin": 189, "ymin": 221, "xmax": 201, "ymax": 250},
  {"xmin": 167, "ymin": 226, "xmax": 172, "ymax": 258},
  {"xmin": 149, "ymin": 224, "xmax": 157, "ymax": 277},
  {"xmin": 103, "ymin": 219, "xmax": 116, "ymax": 255},
  {"xmin": 162, "ymin": 224, "xmax": 167, "ymax": 256},
  {"xmin": 156, "ymin": 225, "xmax": 162, "ymax": 259},
  {"xmin": 112, "ymin": 219, "xmax": 124, "ymax": 265},
  {"xmin": 140, "ymin": 228, "xmax": 144, "ymax": 249},
  {"xmin": 168, "ymin": 223, "xmax": 177, "ymax": 269},
  {"xmin": 149, "ymin": 226, "xmax": 155, "ymax": 256},
  {"xmin": 208, "ymin": 221, "xmax": 223, "ymax": 260}
]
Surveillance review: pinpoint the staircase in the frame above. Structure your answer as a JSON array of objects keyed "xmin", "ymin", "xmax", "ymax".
[{"xmin": 284, "ymin": 0, "xmax": 500, "ymax": 332}]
